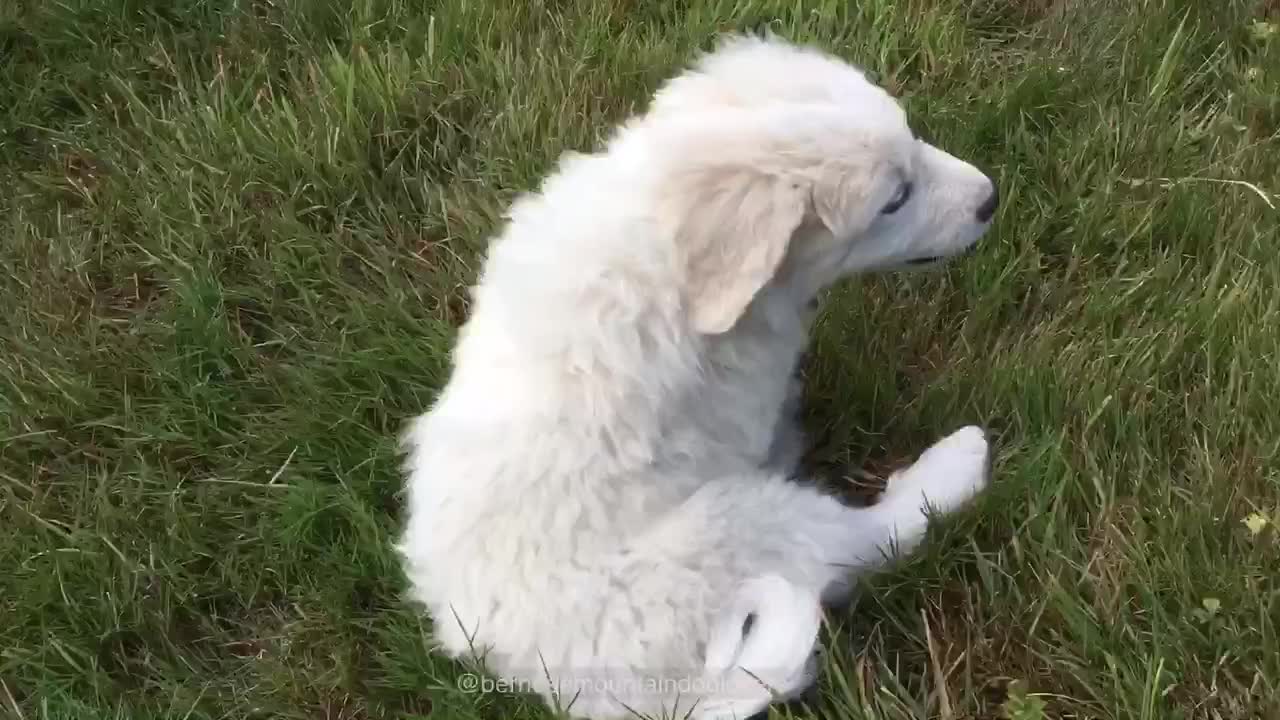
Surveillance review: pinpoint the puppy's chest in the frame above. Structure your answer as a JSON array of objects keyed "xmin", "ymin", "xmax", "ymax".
[
  {"xmin": 672, "ymin": 370, "xmax": 790, "ymax": 463},
  {"xmin": 688, "ymin": 334, "xmax": 805, "ymax": 460}
]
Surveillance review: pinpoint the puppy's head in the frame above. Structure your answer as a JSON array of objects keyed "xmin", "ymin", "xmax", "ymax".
[{"xmin": 644, "ymin": 35, "xmax": 997, "ymax": 334}]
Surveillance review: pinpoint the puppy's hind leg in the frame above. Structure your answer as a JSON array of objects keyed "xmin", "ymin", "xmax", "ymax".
[{"xmin": 698, "ymin": 574, "xmax": 821, "ymax": 720}]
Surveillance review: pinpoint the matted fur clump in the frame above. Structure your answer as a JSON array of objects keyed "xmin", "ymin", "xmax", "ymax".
[{"xmin": 398, "ymin": 34, "xmax": 999, "ymax": 720}]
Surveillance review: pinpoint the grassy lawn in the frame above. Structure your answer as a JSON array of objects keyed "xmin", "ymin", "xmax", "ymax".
[{"xmin": 2, "ymin": 0, "xmax": 1279, "ymax": 718}]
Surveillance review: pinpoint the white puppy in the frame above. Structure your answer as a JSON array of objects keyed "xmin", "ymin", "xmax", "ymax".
[{"xmin": 398, "ymin": 35, "xmax": 998, "ymax": 720}]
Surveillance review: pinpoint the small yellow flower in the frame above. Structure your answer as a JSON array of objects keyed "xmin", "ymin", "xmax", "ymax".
[
  {"xmin": 1244, "ymin": 512, "xmax": 1269, "ymax": 537},
  {"xmin": 1201, "ymin": 597, "xmax": 1221, "ymax": 615}
]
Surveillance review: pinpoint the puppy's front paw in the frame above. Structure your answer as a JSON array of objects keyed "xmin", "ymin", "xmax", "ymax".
[
  {"xmin": 886, "ymin": 425, "xmax": 990, "ymax": 516},
  {"xmin": 918, "ymin": 425, "xmax": 988, "ymax": 468}
]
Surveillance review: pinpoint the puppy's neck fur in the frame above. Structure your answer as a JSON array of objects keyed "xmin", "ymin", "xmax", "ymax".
[{"xmin": 444, "ymin": 231, "xmax": 809, "ymax": 478}]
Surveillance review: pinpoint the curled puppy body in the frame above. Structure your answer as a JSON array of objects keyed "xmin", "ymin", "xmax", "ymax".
[{"xmin": 398, "ymin": 35, "xmax": 999, "ymax": 720}]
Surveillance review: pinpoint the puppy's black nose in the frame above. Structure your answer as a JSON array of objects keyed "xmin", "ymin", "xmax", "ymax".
[{"xmin": 975, "ymin": 186, "xmax": 999, "ymax": 222}]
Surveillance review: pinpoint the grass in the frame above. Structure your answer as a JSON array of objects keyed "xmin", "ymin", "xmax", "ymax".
[{"xmin": 1, "ymin": 0, "xmax": 1279, "ymax": 718}]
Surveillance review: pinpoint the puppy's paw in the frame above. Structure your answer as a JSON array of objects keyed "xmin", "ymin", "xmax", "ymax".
[
  {"xmin": 695, "ymin": 655, "xmax": 816, "ymax": 720},
  {"xmin": 886, "ymin": 425, "xmax": 989, "ymax": 516},
  {"xmin": 918, "ymin": 425, "xmax": 988, "ymax": 468}
]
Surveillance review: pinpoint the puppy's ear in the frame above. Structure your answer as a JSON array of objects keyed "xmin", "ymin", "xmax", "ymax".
[
  {"xmin": 662, "ymin": 166, "xmax": 808, "ymax": 334},
  {"xmin": 809, "ymin": 165, "xmax": 874, "ymax": 240}
]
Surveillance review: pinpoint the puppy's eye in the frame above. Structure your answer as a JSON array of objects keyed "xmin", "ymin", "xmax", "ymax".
[{"xmin": 881, "ymin": 181, "xmax": 913, "ymax": 215}]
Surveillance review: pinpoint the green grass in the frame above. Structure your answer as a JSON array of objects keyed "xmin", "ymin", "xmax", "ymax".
[{"xmin": 2, "ymin": 0, "xmax": 1279, "ymax": 718}]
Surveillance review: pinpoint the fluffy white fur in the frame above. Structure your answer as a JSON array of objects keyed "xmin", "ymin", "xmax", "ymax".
[{"xmin": 398, "ymin": 35, "xmax": 998, "ymax": 720}]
